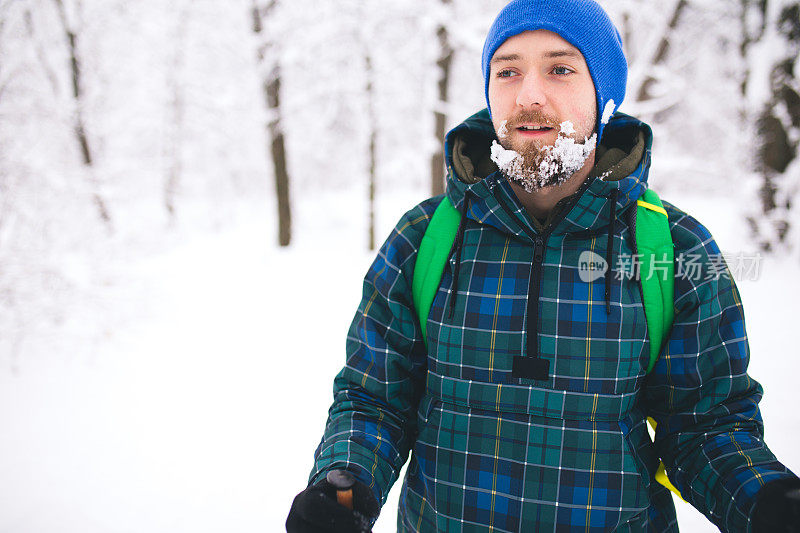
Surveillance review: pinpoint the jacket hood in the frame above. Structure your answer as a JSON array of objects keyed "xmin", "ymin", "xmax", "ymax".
[
  {"xmin": 442, "ymin": 108, "xmax": 654, "ymax": 314},
  {"xmin": 443, "ymin": 108, "xmax": 653, "ymax": 236}
]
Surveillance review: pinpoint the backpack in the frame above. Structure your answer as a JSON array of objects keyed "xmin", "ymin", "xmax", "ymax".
[{"xmin": 411, "ymin": 188, "xmax": 684, "ymax": 501}]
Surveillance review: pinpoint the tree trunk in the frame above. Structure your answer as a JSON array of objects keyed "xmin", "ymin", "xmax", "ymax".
[
  {"xmin": 743, "ymin": 0, "xmax": 800, "ymax": 252},
  {"xmin": 365, "ymin": 52, "xmax": 377, "ymax": 251},
  {"xmin": 53, "ymin": 0, "xmax": 112, "ymax": 228},
  {"xmin": 430, "ymin": 0, "xmax": 453, "ymax": 197},
  {"xmin": 267, "ymin": 73, "xmax": 291, "ymax": 247},
  {"xmin": 164, "ymin": 4, "xmax": 188, "ymax": 221},
  {"xmin": 636, "ymin": 0, "xmax": 688, "ymax": 102},
  {"xmin": 253, "ymin": 0, "xmax": 291, "ymax": 247}
]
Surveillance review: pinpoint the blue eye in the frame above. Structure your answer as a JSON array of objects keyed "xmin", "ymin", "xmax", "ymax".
[
  {"xmin": 497, "ymin": 69, "xmax": 518, "ymax": 78},
  {"xmin": 552, "ymin": 66, "xmax": 573, "ymax": 76}
]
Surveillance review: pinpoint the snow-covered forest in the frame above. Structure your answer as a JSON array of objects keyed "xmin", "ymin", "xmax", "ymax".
[{"xmin": 1, "ymin": 0, "xmax": 799, "ymax": 531}]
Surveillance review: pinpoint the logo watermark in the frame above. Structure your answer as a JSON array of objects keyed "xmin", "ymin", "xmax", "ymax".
[
  {"xmin": 577, "ymin": 251, "xmax": 763, "ymax": 282},
  {"xmin": 578, "ymin": 250, "xmax": 608, "ymax": 282}
]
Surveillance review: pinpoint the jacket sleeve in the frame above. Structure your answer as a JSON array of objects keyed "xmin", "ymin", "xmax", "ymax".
[
  {"xmin": 307, "ymin": 199, "xmax": 437, "ymax": 508},
  {"xmin": 643, "ymin": 207, "xmax": 798, "ymax": 532}
]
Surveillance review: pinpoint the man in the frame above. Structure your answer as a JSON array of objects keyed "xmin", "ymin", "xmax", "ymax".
[{"xmin": 287, "ymin": 0, "xmax": 800, "ymax": 531}]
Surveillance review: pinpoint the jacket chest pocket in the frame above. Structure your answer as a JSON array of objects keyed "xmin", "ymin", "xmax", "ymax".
[
  {"xmin": 425, "ymin": 233, "xmax": 650, "ymax": 411},
  {"xmin": 537, "ymin": 257, "xmax": 650, "ymax": 397},
  {"xmin": 426, "ymin": 260, "xmax": 530, "ymax": 384}
]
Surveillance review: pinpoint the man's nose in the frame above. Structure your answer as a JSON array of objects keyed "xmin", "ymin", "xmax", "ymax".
[{"xmin": 516, "ymin": 73, "xmax": 547, "ymax": 108}]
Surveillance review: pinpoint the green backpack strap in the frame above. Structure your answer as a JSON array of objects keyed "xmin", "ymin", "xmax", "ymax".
[
  {"xmin": 412, "ymin": 196, "xmax": 460, "ymax": 346},
  {"xmin": 634, "ymin": 188, "xmax": 675, "ymax": 373},
  {"xmin": 635, "ymin": 188, "xmax": 683, "ymax": 501}
]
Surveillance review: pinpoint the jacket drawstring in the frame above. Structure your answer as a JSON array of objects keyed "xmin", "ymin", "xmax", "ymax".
[
  {"xmin": 448, "ymin": 194, "xmax": 471, "ymax": 319},
  {"xmin": 605, "ymin": 188, "xmax": 619, "ymax": 314}
]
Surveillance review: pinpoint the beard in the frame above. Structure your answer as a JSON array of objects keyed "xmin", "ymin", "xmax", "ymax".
[{"xmin": 491, "ymin": 109, "xmax": 597, "ymax": 193}]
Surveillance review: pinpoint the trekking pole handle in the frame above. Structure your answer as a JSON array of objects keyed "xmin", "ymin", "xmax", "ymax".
[{"xmin": 326, "ymin": 470, "xmax": 355, "ymax": 510}]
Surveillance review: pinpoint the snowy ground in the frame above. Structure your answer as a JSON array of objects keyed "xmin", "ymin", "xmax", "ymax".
[{"xmin": 1, "ymin": 192, "xmax": 799, "ymax": 532}]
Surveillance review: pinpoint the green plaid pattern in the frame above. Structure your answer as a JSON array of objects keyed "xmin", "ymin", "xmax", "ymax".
[{"xmin": 308, "ymin": 112, "xmax": 796, "ymax": 532}]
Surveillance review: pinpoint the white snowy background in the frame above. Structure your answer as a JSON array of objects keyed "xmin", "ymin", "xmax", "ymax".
[{"xmin": 1, "ymin": 0, "xmax": 798, "ymax": 531}]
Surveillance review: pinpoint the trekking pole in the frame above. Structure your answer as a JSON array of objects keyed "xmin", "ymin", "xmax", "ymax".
[{"xmin": 326, "ymin": 470, "xmax": 355, "ymax": 510}]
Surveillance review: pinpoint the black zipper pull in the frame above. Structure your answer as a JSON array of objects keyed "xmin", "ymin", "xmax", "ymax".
[
  {"xmin": 512, "ymin": 355, "xmax": 550, "ymax": 381},
  {"xmin": 533, "ymin": 236, "xmax": 544, "ymax": 263}
]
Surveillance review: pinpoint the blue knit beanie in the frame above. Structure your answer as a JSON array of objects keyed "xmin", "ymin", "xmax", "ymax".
[{"xmin": 482, "ymin": 0, "xmax": 627, "ymax": 144}]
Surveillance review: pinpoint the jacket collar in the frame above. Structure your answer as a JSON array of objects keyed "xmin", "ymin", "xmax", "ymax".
[{"xmin": 443, "ymin": 109, "xmax": 653, "ymax": 239}]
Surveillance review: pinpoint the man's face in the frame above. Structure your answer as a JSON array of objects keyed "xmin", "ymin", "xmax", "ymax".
[{"xmin": 488, "ymin": 30, "xmax": 598, "ymax": 191}]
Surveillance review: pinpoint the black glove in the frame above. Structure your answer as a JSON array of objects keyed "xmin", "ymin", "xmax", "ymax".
[
  {"xmin": 751, "ymin": 477, "xmax": 800, "ymax": 533},
  {"xmin": 286, "ymin": 470, "xmax": 380, "ymax": 533}
]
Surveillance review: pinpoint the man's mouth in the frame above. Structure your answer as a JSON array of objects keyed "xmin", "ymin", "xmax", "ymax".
[{"xmin": 516, "ymin": 124, "xmax": 554, "ymax": 134}]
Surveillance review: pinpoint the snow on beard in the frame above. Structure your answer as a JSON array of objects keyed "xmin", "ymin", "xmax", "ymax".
[{"xmin": 490, "ymin": 111, "xmax": 597, "ymax": 193}]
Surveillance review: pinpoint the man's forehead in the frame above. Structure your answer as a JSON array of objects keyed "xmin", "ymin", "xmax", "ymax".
[{"xmin": 491, "ymin": 30, "xmax": 585, "ymax": 64}]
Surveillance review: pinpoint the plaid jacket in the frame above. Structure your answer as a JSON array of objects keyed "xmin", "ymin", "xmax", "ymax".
[{"xmin": 309, "ymin": 111, "xmax": 796, "ymax": 532}]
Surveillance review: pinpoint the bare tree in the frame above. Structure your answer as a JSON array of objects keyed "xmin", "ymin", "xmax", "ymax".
[
  {"xmin": 52, "ymin": 0, "xmax": 111, "ymax": 228},
  {"xmin": 635, "ymin": 0, "xmax": 688, "ymax": 103},
  {"xmin": 623, "ymin": 0, "xmax": 690, "ymax": 119},
  {"xmin": 163, "ymin": 2, "xmax": 189, "ymax": 222},
  {"xmin": 430, "ymin": 0, "xmax": 453, "ymax": 197},
  {"xmin": 365, "ymin": 50, "xmax": 378, "ymax": 251},
  {"xmin": 351, "ymin": 1, "xmax": 379, "ymax": 251},
  {"xmin": 252, "ymin": 0, "xmax": 292, "ymax": 247},
  {"xmin": 0, "ymin": 2, "xmax": 11, "ymax": 248},
  {"xmin": 742, "ymin": 0, "xmax": 800, "ymax": 252}
]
